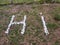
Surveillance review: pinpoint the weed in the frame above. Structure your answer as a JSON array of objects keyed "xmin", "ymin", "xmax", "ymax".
[
  {"xmin": 47, "ymin": 23, "xmax": 58, "ymax": 30},
  {"xmin": 54, "ymin": 14, "xmax": 60, "ymax": 21}
]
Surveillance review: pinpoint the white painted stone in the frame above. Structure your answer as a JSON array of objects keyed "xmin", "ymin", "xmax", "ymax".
[
  {"xmin": 5, "ymin": 15, "xmax": 26, "ymax": 35},
  {"xmin": 5, "ymin": 15, "xmax": 15, "ymax": 34},
  {"xmin": 21, "ymin": 15, "xmax": 26, "ymax": 34},
  {"xmin": 40, "ymin": 12, "xmax": 42, "ymax": 15},
  {"xmin": 41, "ymin": 16, "xmax": 49, "ymax": 35}
]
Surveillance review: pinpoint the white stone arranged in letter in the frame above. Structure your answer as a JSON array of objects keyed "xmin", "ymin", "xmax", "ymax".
[
  {"xmin": 21, "ymin": 15, "xmax": 26, "ymax": 34},
  {"xmin": 41, "ymin": 16, "xmax": 49, "ymax": 35},
  {"xmin": 5, "ymin": 15, "xmax": 15, "ymax": 34},
  {"xmin": 5, "ymin": 15, "xmax": 26, "ymax": 35}
]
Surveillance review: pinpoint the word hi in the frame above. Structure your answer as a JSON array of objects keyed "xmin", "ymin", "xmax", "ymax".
[
  {"xmin": 5, "ymin": 15, "xmax": 26, "ymax": 35},
  {"xmin": 5, "ymin": 13, "xmax": 49, "ymax": 35}
]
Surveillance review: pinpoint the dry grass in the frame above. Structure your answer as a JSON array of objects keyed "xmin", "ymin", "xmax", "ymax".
[{"xmin": 0, "ymin": 4, "xmax": 60, "ymax": 45}]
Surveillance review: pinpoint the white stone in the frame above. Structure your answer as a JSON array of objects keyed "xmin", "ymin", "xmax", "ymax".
[
  {"xmin": 40, "ymin": 12, "xmax": 43, "ymax": 15},
  {"xmin": 41, "ymin": 16, "xmax": 49, "ymax": 35},
  {"xmin": 5, "ymin": 15, "xmax": 15, "ymax": 34},
  {"xmin": 5, "ymin": 15, "xmax": 26, "ymax": 35}
]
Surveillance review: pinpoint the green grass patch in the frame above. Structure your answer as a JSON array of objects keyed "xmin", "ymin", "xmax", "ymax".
[
  {"xmin": 13, "ymin": 0, "xmax": 34, "ymax": 3},
  {"xmin": 32, "ymin": 43, "xmax": 36, "ymax": 45},
  {"xmin": 0, "ymin": 0, "xmax": 10, "ymax": 4},
  {"xmin": 54, "ymin": 14, "xmax": 60, "ymax": 21},
  {"xmin": 13, "ymin": 0, "xmax": 24, "ymax": 3},
  {"xmin": 47, "ymin": 23, "xmax": 58, "ymax": 30}
]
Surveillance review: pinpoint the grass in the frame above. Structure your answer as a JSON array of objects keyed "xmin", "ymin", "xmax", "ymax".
[
  {"xmin": 0, "ymin": 3, "xmax": 60, "ymax": 45},
  {"xmin": 54, "ymin": 40, "xmax": 60, "ymax": 45},
  {"xmin": 13, "ymin": 0, "xmax": 24, "ymax": 3},
  {"xmin": 51, "ymin": 7, "xmax": 60, "ymax": 21},
  {"xmin": 0, "ymin": 0, "xmax": 10, "ymax": 4},
  {"xmin": 0, "ymin": 0, "xmax": 60, "ymax": 4},
  {"xmin": 54, "ymin": 14, "xmax": 60, "ymax": 21},
  {"xmin": 47, "ymin": 23, "xmax": 58, "ymax": 30},
  {"xmin": 8, "ymin": 25, "xmax": 24, "ymax": 45}
]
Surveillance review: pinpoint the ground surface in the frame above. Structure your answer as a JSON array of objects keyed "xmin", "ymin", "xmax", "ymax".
[{"xmin": 0, "ymin": 3, "xmax": 60, "ymax": 45}]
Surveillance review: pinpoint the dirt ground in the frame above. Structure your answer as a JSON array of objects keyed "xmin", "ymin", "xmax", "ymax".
[{"xmin": 0, "ymin": 3, "xmax": 60, "ymax": 45}]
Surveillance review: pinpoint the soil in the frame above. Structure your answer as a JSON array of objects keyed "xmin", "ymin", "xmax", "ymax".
[{"xmin": 0, "ymin": 3, "xmax": 60, "ymax": 45}]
